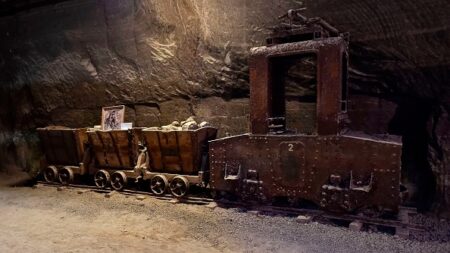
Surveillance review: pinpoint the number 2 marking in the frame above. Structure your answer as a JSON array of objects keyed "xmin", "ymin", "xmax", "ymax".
[{"xmin": 288, "ymin": 144, "xmax": 294, "ymax": 152}]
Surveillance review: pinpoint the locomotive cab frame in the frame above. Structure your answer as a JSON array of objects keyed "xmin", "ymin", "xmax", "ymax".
[
  {"xmin": 250, "ymin": 36, "xmax": 349, "ymax": 136},
  {"xmin": 209, "ymin": 17, "xmax": 402, "ymax": 213}
]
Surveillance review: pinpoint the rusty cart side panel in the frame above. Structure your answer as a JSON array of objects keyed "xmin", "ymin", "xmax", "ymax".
[
  {"xmin": 87, "ymin": 129, "xmax": 141, "ymax": 170},
  {"xmin": 209, "ymin": 134, "xmax": 402, "ymax": 212},
  {"xmin": 142, "ymin": 127, "xmax": 217, "ymax": 175},
  {"xmin": 37, "ymin": 127, "xmax": 88, "ymax": 167}
]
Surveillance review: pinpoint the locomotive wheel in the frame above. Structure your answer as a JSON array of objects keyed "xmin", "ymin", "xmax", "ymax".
[
  {"xmin": 210, "ymin": 190, "xmax": 218, "ymax": 199},
  {"xmin": 94, "ymin": 170, "xmax": 111, "ymax": 189},
  {"xmin": 150, "ymin": 175, "xmax": 168, "ymax": 195},
  {"xmin": 58, "ymin": 167, "xmax": 74, "ymax": 185},
  {"xmin": 43, "ymin": 166, "xmax": 58, "ymax": 183},
  {"xmin": 169, "ymin": 176, "xmax": 190, "ymax": 198},
  {"xmin": 111, "ymin": 171, "xmax": 128, "ymax": 191}
]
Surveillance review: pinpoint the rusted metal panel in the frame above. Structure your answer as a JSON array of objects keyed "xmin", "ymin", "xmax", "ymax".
[
  {"xmin": 315, "ymin": 42, "xmax": 346, "ymax": 135},
  {"xmin": 142, "ymin": 127, "xmax": 217, "ymax": 175},
  {"xmin": 37, "ymin": 127, "xmax": 88, "ymax": 167},
  {"xmin": 209, "ymin": 134, "xmax": 401, "ymax": 212},
  {"xmin": 249, "ymin": 53, "xmax": 270, "ymax": 134},
  {"xmin": 277, "ymin": 141, "xmax": 305, "ymax": 188}
]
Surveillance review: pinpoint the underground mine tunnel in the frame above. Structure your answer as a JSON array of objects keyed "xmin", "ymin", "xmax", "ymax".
[{"xmin": 0, "ymin": 0, "xmax": 449, "ymax": 252}]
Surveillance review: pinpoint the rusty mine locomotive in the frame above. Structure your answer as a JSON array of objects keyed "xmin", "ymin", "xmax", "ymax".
[{"xmin": 37, "ymin": 11, "xmax": 404, "ymax": 215}]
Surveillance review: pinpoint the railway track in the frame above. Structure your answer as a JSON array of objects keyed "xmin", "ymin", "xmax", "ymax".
[
  {"xmin": 35, "ymin": 181, "xmax": 424, "ymax": 238},
  {"xmin": 36, "ymin": 181, "xmax": 213, "ymax": 204}
]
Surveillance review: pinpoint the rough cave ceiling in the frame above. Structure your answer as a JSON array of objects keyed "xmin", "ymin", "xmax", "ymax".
[
  {"xmin": 0, "ymin": 0, "xmax": 70, "ymax": 16},
  {"xmin": 0, "ymin": 0, "xmax": 448, "ymax": 105}
]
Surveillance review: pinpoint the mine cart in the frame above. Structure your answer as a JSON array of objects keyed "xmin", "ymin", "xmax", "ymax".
[
  {"xmin": 86, "ymin": 128, "xmax": 143, "ymax": 190},
  {"xmin": 140, "ymin": 127, "xmax": 217, "ymax": 197},
  {"xmin": 37, "ymin": 127, "xmax": 90, "ymax": 184},
  {"xmin": 209, "ymin": 11, "xmax": 404, "ymax": 213}
]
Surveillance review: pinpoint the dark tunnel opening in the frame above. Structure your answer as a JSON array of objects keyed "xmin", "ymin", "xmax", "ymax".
[{"xmin": 389, "ymin": 97, "xmax": 437, "ymax": 212}]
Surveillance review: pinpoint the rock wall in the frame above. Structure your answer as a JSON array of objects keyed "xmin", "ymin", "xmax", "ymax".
[{"xmin": 0, "ymin": 0, "xmax": 448, "ymax": 213}]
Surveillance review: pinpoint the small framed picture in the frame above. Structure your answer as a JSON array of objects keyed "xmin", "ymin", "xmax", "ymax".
[{"xmin": 101, "ymin": 105, "xmax": 125, "ymax": 130}]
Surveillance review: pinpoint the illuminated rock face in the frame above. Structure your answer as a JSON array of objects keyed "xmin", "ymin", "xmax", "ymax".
[{"xmin": 0, "ymin": 0, "xmax": 448, "ymax": 213}]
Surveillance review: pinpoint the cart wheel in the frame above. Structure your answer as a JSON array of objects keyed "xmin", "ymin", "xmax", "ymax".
[
  {"xmin": 94, "ymin": 170, "xmax": 111, "ymax": 189},
  {"xmin": 58, "ymin": 167, "xmax": 74, "ymax": 185},
  {"xmin": 111, "ymin": 171, "xmax": 127, "ymax": 191},
  {"xmin": 169, "ymin": 176, "xmax": 190, "ymax": 198},
  {"xmin": 43, "ymin": 166, "xmax": 58, "ymax": 183},
  {"xmin": 150, "ymin": 175, "xmax": 168, "ymax": 195}
]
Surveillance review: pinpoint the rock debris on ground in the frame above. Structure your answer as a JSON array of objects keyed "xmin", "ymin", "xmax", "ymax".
[{"xmin": 0, "ymin": 186, "xmax": 449, "ymax": 253}]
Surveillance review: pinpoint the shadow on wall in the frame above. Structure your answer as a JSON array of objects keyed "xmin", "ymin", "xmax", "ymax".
[
  {"xmin": 0, "ymin": 130, "xmax": 37, "ymax": 186},
  {"xmin": 389, "ymin": 97, "xmax": 437, "ymax": 212}
]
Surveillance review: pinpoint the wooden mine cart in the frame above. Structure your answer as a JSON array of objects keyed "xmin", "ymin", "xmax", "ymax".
[
  {"xmin": 86, "ymin": 128, "xmax": 143, "ymax": 190},
  {"xmin": 37, "ymin": 127, "xmax": 90, "ymax": 184},
  {"xmin": 140, "ymin": 127, "xmax": 217, "ymax": 197}
]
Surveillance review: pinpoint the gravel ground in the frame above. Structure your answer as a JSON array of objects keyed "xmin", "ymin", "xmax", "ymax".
[
  {"xmin": 410, "ymin": 213, "xmax": 450, "ymax": 242},
  {"xmin": 0, "ymin": 185, "xmax": 449, "ymax": 253}
]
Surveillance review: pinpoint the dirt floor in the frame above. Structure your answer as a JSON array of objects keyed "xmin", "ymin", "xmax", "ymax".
[{"xmin": 0, "ymin": 180, "xmax": 449, "ymax": 253}]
